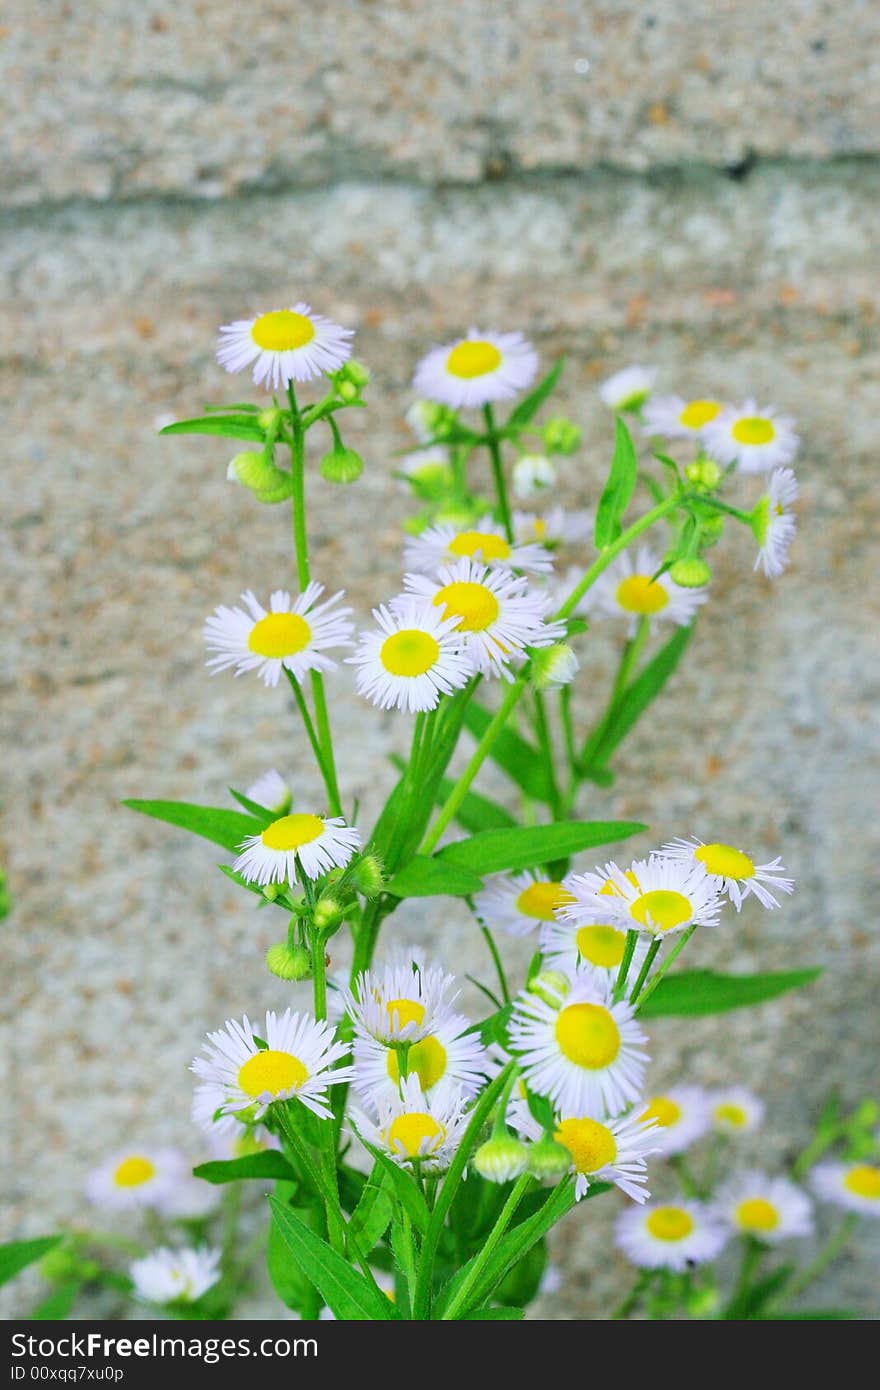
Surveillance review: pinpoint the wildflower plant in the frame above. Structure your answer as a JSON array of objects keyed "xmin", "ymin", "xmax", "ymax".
[{"xmin": 8, "ymin": 309, "xmax": 877, "ymax": 1323}]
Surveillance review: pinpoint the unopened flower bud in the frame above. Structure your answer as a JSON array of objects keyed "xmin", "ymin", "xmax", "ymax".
[
  {"xmin": 513, "ymin": 453, "xmax": 556, "ymax": 499},
  {"xmin": 350, "ymin": 854, "xmax": 385, "ymax": 898},
  {"xmin": 337, "ymin": 380, "xmax": 359, "ymax": 402},
  {"xmin": 262, "ymin": 883, "xmax": 282, "ymax": 902},
  {"xmin": 542, "ymin": 417, "xmax": 581, "ymax": 455},
  {"xmin": 528, "ymin": 970, "xmax": 570, "ymax": 1008},
  {"xmin": 227, "ymin": 451, "xmax": 293, "ymax": 504},
  {"xmin": 669, "ymin": 557, "xmax": 712, "ymax": 589},
  {"xmin": 257, "ymin": 407, "xmax": 283, "ymax": 435},
  {"xmin": 313, "ymin": 896, "xmax": 345, "ymax": 931},
  {"xmin": 266, "ymin": 941, "xmax": 312, "ymax": 981},
  {"xmin": 39, "ymin": 1247, "xmax": 80, "ymax": 1284},
  {"xmin": 320, "ymin": 446, "xmax": 364, "ymax": 485},
  {"xmin": 530, "ymin": 643, "xmax": 579, "ymax": 691},
  {"xmin": 336, "ymin": 360, "xmax": 370, "ymax": 391},
  {"xmin": 473, "ymin": 1136, "xmax": 530, "ymax": 1183},
  {"xmin": 527, "ymin": 1138, "xmax": 572, "ymax": 1181},
  {"xmin": 685, "ymin": 457, "xmax": 722, "ymax": 489}
]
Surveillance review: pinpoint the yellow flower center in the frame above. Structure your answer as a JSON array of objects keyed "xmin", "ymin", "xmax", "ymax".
[
  {"xmin": 714, "ymin": 1102, "xmax": 747, "ymax": 1128},
  {"xmin": 843, "ymin": 1165, "xmax": 880, "ymax": 1199},
  {"xmin": 695, "ymin": 843, "xmax": 755, "ymax": 879},
  {"xmin": 251, "ymin": 310, "xmax": 316, "ymax": 352},
  {"xmin": 248, "ymin": 611, "xmax": 312, "ymax": 658},
  {"xmin": 640, "ymin": 1096, "xmax": 683, "ymax": 1128},
  {"xmin": 630, "ymin": 889, "xmax": 692, "ymax": 934},
  {"xmin": 532, "ymin": 518, "xmax": 548, "ymax": 540},
  {"xmin": 261, "ymin": 813, "xmax": 324, "ymax": 852},
  {"xmin": 554, "ymin": 1117, "xmax": 617, "ymax": 1174},
  {"xmin": 385, "ymin": 998, "xmax": 425, "ymax": 1032},
  {"xmin": 678, "ymin": 400, "xmax": 722, "ymax": 430},
  {"xmin": 237, "ymin": 1049, "xmax": 308, "ymax": 1098},
  {"xmin": 575, "ymin": 924, "xmax": 627, "ymax": 968},
  {"xmin": 380, "ymin": 629, "xmax": 440, "ymax": 677},
  {"xmin": 113, "ymin": 1156, "xmax": 156, "ymax": 1188},
  {"xmin": 646, "ymin": 1206, "xmax": 694, "ymax": 1242},
  {"xmin": 554, "ymin": 1003, "xmax": 620, "ymax": 1069},
  {"xmin": 447, "ymin": 529, "xmax": 511, "ymax": 562},
  {"xmin": 446, "ymin": 340, "xmax": 502, "ymax": 379},
  {"xmin": 736, "ymin": 1198, "xmax": 779, "ymax": 1233},
  {"xmin": 732, "ymin": 416, "xmax": 775, "ymax": 446},
  {"xmin": 599, "ymin": 869, "xmax": 640, "ymax": 897},
  {"xmin": 387, "ymin": 1112, "xmax": 445, "ymax": 1158},
  {"xmin": 432, "ymin": 580, "xmax": 500, "ymax": 633},
  {"xmin": 515, "ymin": 880, "xmax": 576, "ymax": 922},
  {"xmin": 616, "ymin": 574, "xmax": 669, "ymax": 615},
  {"xmin": 386, "ymin": 1035, "xmax": 448, "ymax": 1091}
]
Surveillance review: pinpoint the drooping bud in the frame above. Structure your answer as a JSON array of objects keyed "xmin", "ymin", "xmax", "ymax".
[
  {"xmin": 472, "ymin": 1136, "xmax": 530, "ymax": 1184},
  {"xmin": 542, "ymin": 417, "xmax": 581, "ymax": 455},
  {"xmin": 266, "ymin": 942, "xmax": 312, "ymax": 981},
  {"xmin": 527, "ymin": 1138, "xmax": 572, "ymax": 1181},
  {"xmin": 319, "ymin": 446, "xmax": 364, "ymax": 484},
  {"xmin": 513, "ymin": 453, "xmax": 556, "ymax": 499},
  {"xmin": 227, "ymin": 451, "xmax": 294, "ymax": 503},
  {"xmin": 669, "ymin": 557, "xmax": 712, "ymax": 588},
  {"xmin": 349, "ymin": 854, "xmax": 385, "ymax": 898},
  {"xmin": 530, "ymin": 643, "xmax": 579, "ymax": 691},
  {"xmin": 527, "ymin": 970, "xmax": 570, "ymax": 1009}
]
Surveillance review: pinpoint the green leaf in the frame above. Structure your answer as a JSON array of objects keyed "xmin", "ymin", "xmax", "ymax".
[
  {"xmin": 193, "ymin": 1153, "xmax": 297, "ymax": 1185},
  {"xmin": 594, "ymin": 416, "xmax": 639, "ymax": 548},
  {"xmin": 124, "ymin": 799, "xmax": 263, "ymax": 853},
  {"xmin": 159, "ymin": 415, "xmax": 265, "ymax": 442},
  {"xmin": 759, "ymin": 1309, "xmax": 857, "ymax": 1320},
  {"xmin": 464, "ymin": 1306, "xmax": 525, "ymax": 1319},
  {"xmin": 391, "ymin": 756, "xmax": 516, "ymax": 832},
  {"xmin": 439, "ymin": 820, "xmax": 646, "ymax": 877},
  {"xmin": 352, "ymin": 1135, "xmax": 430, "ymax": 1236},
  {"xmin": 203, "ymin": 402, "xmax": 262, "ymax": 413},
  {"xmin": 267, "ymin": 1209, "xmax": 318, "ymax": 1316},
  {"xmin": 268, "ymin": 1198, "xmax": 398, "ymax": 1320},
  {"xmin": 582, "ymin": 623, "xmax": 693, "ymax": 775},
  {"xmin": 385, "ymin": 855, "xmax": 483, "ymax": 899},
  {"xmin": 32, "ymin": 1282, "xmax": 79, "ymax": 1319},
  {"xmin": 639, "ymin": 968, "xmax": 823, "ymax": 1018},
  {"xmin": 228, "ymin": 788, "xmax": 276, "ymax": 823},
  {"xmin": 473, "ymin": 1004, "xmax": 513, "ymax": 1048},
  {"xmin": 462, "ymin": 702, "xmax": 552, "ymax": 802},
  {"xmin": 526, "ymin": 1091, "xmax": 556, "ymax": 1132},
  {"xmin": 347, "ymin": 1166, "xmax": 394, "ymax": 1253},
  {"xmin": 506, "ymin": 358, "xmax": 565, "ymax": 428},
  {"xmin": 0, "ymin": 1236, "xmax": 62, "ymax": 1287}
]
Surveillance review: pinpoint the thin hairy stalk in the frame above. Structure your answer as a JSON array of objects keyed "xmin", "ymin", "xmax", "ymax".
[
  {"xmin": 628, "ymin": 937, "xmax": 662, "ymax": 1003},
  {"xmin": 441, "ymin": 1173, "xmax": 533, "ymax": 1319},
  {"xmin": 483, "ymin": 403, "xmax": 513, "ymax": 541},
  {"xmin": 612, "ymin": 930, "xmax": 639, "ymax": 1004},
  {"xmin": 633, "ymin": 923, "xmax": 698, "ymax": 1012}
]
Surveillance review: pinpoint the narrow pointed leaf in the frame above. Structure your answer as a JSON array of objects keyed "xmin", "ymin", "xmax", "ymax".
[
  {"xmin": 582, "ymin": 624, "xmax": 694, "ymax": 774},
  {"xmin": 462, "ymin": 703, "xmax": 553, "ymax": 802},
  {"xmin": 268, "ymin": 1198, "xmax": 398, "ymax": 1320},
  {"xmin": 124, "ymin": 799, "xmax": 263, "ymax": 853},
  {"xmin": 438, "ymin": 820, "xmax": 646, "ymax": 876},
  {"xmin": 385, "ymin": 856, "xmax": 483, "ymax": 899},
  {"xmin": 0, "ymin": 1236, "xmax": 62, "ymax": 1287},
  {"xmin": 594, "ymin": 416, "xmax": 639, "ymax": 547},
  {"xmin": 507, "ymin": 358, "xmax": 565, "ymax": 428},
  {"xmin": 638, "ymin": 968, "xmax": 822, "ymax": 1018},
  {"xmin": 193, "ymin": 1153, "xmax": 297, "ymax": 1185},
  {"xmin": 159, "ymin": 416, "xmax": 265, "ymax": 442}
]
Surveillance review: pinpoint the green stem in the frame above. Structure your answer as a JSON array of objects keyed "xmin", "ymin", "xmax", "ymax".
[
  {"xmin": 778, "ymin": 1215, "xmax": 857, "ymax": 1306},
  {"xmin": 310, "ymin": 924, "xmax": 327, "ymax": 1021},
  {"xmin": 310, "ymin": 673, "xmax": 342, "ymax": 816},
  {"xmin": 532, "ymin": 690, "xmax": 561, "ymax": 818},
  {"xmin": 697, "ymin": 495, "xmax": 753, "ymax": 524},
  {"xmin": 629, "ymin": 937, "xmax": 662, "ymax": 1003},
  {"xmin": 612, "ymin": 1270, "xmax": 652, "ymax": 1320},
  {"xmin": 612, "ymin": 930, "xmax": 639, "ymax": 1004},
  {"xmin": 554, "ymin": 494, "xmax": 681, "ymax": 621},
  {"xmin": 479, "ymin": 920, "xmax": 511, "ymax": 1005},
  {"xmin": 442, "ymin": 1173, "xmax": 533, "ymax": 1320},
  {"xmin": 792, "ymin": 1130, "xmax": 838, "ymax": 1182},
  {"xmin": 670, "ymin": 1153, "xmax": 702, "ymax": 1200},
  {"xmin": 483, "ymin": 403, "xmax": 513, "ymax": 541},
  {"xmin": 560, "ymin": 685, "xmax": 577, "ymax": 776},
  {"xmin": 634, "ymin": 923, "xmax": 698, "ymax": 1012},
  {"xmin": 285, "ymin": 670, "xmax": 329, "ymax": 779},
  {"xmin": 722, "ymin": 1237, "xmax": 763, "ymax": 1319},
  {"xmin": 276, "ymin": 1103, "xmax": 345, "ymax": 1257}
]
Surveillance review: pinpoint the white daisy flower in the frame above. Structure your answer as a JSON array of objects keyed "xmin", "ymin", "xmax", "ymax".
[
  {"xmin": 585, "ymin": 545, "xmax": 707, "ymax": 635},
  {"xmin": 244, "ymin": 768, "xmax": 292, "ymax": 816},
  {"xmin": 638, "ymin": 1086, "xmax": 712, "ymax": 1156},
  {"xmin": 398, "ymin": 446, "xmax": 454, "ymax": 495},
  {"xmin": 642, "ymin": 394, "xmax": 725, "ymax": 439},
  {"xmin": 751, "ymin": 466, "xmax": 799, "ymax": 578},
  {"xmin": 412, "ymin": 329, "xmax": 538, "ymax": 410},
  {"xmin": 473, "ymin": 872, "xmax": 578, "ymax": 939},
  {"xmin": 714, "ymin": 1171, "xmax": 814, "ymax": 1243},
  {"xmin": 709, "ymin": 1086, "xmax": 765, "ymax": 1135},
  {"xmin": 85, "ymin": 1147, "xmax": 187, "ymax": 1213},
  {"xmin": 539, "ymin": 915, "xmax": 649, "ymax": 988},
  {"xmin": 130, "ymin": 1247, "xmax": 221, "ymax": 1306},
  {"xmin": 513, "ymin": 454, "xmax": 557, "ymax": 499},
  {"xmin": 660, "ymin": 836, "xmax": 795, "ymax": 912},
  {"xmin": 600, "ymin": 365, "xmax": 657, "ymax": 413},
  {"xmin": 509, "ymin": 973, "xmax": 649, "ymax": 1120},
  {"xmin": 353, "ymin": 1074, "xmax": 471, "ymax": 1173},
  {"xmin": 216, "ymin": 304, "xmax": 353, "ymax": 390},
  {"xmin": 561, "ymin": 855, "xmax": 725, "ymax": 939},
  {"xmin": 703, "ymin": 400, "xmax": 799, "ymax": 473},
  {"xmin": 352, "ymin": 1014, "xmax": 493, "ymax": 1113},
  {"xmin": 512, "ymin": 508, "xmax": 593, "ymax": 549},
  {"xmin": 555, "ymin": 1109, "xmax": 660, "ymax": 1203},
  {"xmin": 341, "ymin": 956, "xmax": 463, "ymax": 1047},
  {"xmin": 233, "ymin": 812, "xmax": 360, "ymax": 886},
  {"xmin": 347, "ymin": 599, "xmax": 472, "ymax": 714},
  {"xmin": 191, "ymin": 1008, "xmax": 354, "ymax": 1122},
  {"xmin": 403, "ymin": 517, "xmax": 553, "ymax": 576},
  {"xmin": 204, "ymin": 583, "xmax": 354, "ymax": 688},
  {"xmin": 615, "ymin": 1199, "xmax": 728, "ymax": 1271},
  {"xmin": 400, "ymin": 558, "xmax": 565, "ymax": 681},
  {"xmin": 810, "ymin": 1160, "xmax": 880, "ymax": 1218}
]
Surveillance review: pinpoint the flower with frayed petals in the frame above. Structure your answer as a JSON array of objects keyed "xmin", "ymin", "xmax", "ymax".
[
  {"xmin": 751, "ymin": 467, "xmax": 799, "ymax": 578},
  {"xmin": 660, "ymin": 836, "xmax": 794, "ymax": 912},
  {"xmin": 556, "ymin": 1109, "xmax": 660, "ymax": 1202},
  {"xmin": 341, "ymin": 956, "xmax": 461, "ymax": 1046},
  {"xmin": 709, "ymin": 1086, "xmax": 765, "ymax": 1135},
  {"xmin": 233, "ymin": 813, "xmax": 359, "ymax": 886},
  {"xmin": 191, "ymin": 1008, "xmax": 354, "ymax": 1122},
  {"xmin": 204, "ymin": 583, "xmax": 353, "ymax": 688},
  {"xmin": 714, "ymin": 1171, "xmax": 813, "ymax": 1243},
  {"xmin": 642, "ymin": 394, "xmax": 725, "ymax": 439},
  {"xmin": 352, "ymin": 1013, "xmax": 493, "ymax": 1112},
  {"xmin": 638, "ymin": 1086, "xmax": 712, "ymax": 1156},
  {"xmin": 600, "ymin": 365, "xmax": 657, "ymax": 413},
  {"xmin": 353, "ymin": 1074, "xmax": 471, "ymax": 1173},
  {"xmin": 540, "ymin": 913, "xmax": 649, "ymax": 988},
  {"xmin": 512, "ymin": 508, "xmax": 593, "ymax": 549},
  {"xmin": 244, "ymin": 768, "xmax": 291, "ymax": 816},
  {"xmin": 400, "ymin": 558, "xmax": 565, "ymax": 680},
  {"xmin": 561, "ymin": 855, "xmax": 724, "ymax": 938},
  {"xmin": 85, "ymin": 1147, "xmax": 187, "ymax": 1213},
  {"xmin": 130, "ymin": 1247, "xmax": 221, "ymax": 1306},
  {"xmin": 513, "ymin": 454, "xmax": 556, "ymax": 499},
  {"xmin": 585, "ymin": 545, "xmax": 707, "ymax": 635},
  {"xmin": 474, "ymin": 872, "xmax": 578, "ymax": 939},
  {"xmin": 615, "ymin": 1199, "xmax": 728, "ymax": 1271},
  {"xmin": 347, "ymin": 599, "xmax": 472, "ymax": 714},
  {"xmin": 509, "ymin": 973, "xmax": 649, "ymax": 1119},
  {"xmin": 217, "ymin": 304, "xmax": 352, "ymax": 390},
  {"xmin": 412, "ymin": 329, "xmax": 538, "ymax": 409},
  {"xmin": 403, "ymin": 517, "xmax": 553, "ymax": 576},
  {"xmin": 703, "ymin": 399, "xmax": 799, "ymax": 473},
  {"xmin": 810, "ymin": 1160, "xmax": 880, "ymax": 1218}
]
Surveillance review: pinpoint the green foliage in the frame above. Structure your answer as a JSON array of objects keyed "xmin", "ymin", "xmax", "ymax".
[
  {"xmin": 506, "ymin": 358, "xmax": 565, "ymax": 428},
  {"xmin": 438, "ymin": 820, "xmax": 646, "ymax": 876},
  {"xmin": 268, "ymin": 1198, "xmax": 399, "ymax": 1320},
  {"xmin": 638, "ymin": 968, "xmax": 822, "ymax": 1018},
  {"xmin": 384, "ymin": 855, "xmax": 483, "ymax": 899},
  {"xmin": 581, "ymin": 624, "xmax": 693, "ymax": 777},
  {"xmin": 594, "ymin": 416, "xmax": 639, "ymax": 547},
  {"xmin": 160, "ymin": 415, "xmax": 265, "ymax": 442},
  {"xmin": 193, "ymin": 1153, "xmax": 297, "ymax": 1185},
  {"xmin": 0, "ymin": 1236, "xmax": 63, "ymax": 1287},
  {"xmin": 124, "ymin": 799, "xmax": 263, "ymax": 853},
  {"xmin": 461, "ymin": 702, "xmax": 554, "ymax": 801}
]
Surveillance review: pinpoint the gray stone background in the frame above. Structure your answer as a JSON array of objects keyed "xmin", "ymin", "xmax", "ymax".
[{"xmin": 3, "ymin": 1, "xmax": 878, "ymax": 1318}]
